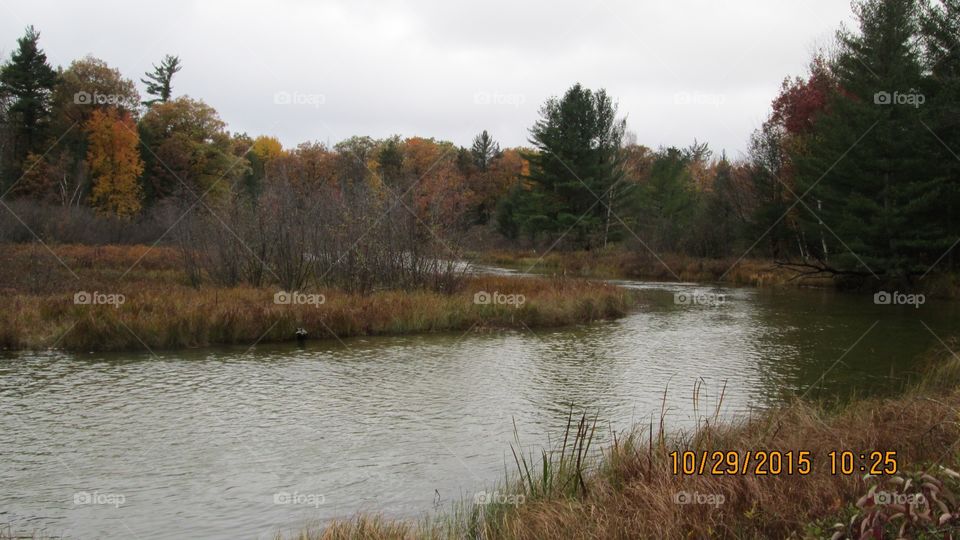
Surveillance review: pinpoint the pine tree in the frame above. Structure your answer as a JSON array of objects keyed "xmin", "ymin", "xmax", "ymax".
[
  {"xmin": 509, "ymin": 83, "xmax": 625, "ymax": 248},
  {"xmin": 920, "ymin": 0, "xmax": 960, "ymax": 271},
  {"xmin": 376, "ymin": 136, "xmax": 404, "ymax": 187},
  {"xmin": 470, "ymin": 130, "xmax": 500, "ymax": 171},
  {"xmin": 794, "ymin": 0, "xmax": 945, "ymax": 281},
  {"xmin": 141, "ymin": 54, "xmax": 182, "ymax": 106},
  {"xmin": 0, "ymin": 26, "xmax": 58, "ymax": 185},
  {"xmin": 639, "ymin": 147, "xmax": 698, "ymax": 251}
]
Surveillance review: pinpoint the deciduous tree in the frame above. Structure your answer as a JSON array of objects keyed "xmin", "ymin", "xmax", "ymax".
[{"xmin": 84, "ymin": 108, "xmax": 144, "ymax": 217}]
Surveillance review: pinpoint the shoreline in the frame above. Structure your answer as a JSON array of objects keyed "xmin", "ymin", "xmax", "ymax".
[{"xmin": 469, "ymin": 248, "xmax": 835, "ymax": 288}]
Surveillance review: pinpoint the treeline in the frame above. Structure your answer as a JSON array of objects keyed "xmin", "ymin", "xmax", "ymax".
[
  {"xmin": 1, "ymin": 0, "xmax": 958, "ymax": 288},
  {"xmin": 0, "ymin": 28, "xmax": 521, "ymax": 230},
  {"xmin": 0, "ymin": 28, "xmax": 523, "ymax": 290},
  {"xmin": 498, "ymin": 0, "xmax": 959, "ymax": 284}
]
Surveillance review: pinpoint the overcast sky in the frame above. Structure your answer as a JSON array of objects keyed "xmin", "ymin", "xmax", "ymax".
[{"xmin": 1, "ymin": 0, "xmax": 856, "ymax": 158}]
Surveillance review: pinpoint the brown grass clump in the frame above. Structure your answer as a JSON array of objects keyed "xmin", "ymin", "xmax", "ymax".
[{"xmin": 0, "ymin": 243, "xmax": 635, "ymax": 351}]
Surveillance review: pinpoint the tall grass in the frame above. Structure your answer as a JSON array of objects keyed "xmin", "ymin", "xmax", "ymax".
[{"xmin": 510, "ymin": 412, "xmax": 597, "ymax": 501}]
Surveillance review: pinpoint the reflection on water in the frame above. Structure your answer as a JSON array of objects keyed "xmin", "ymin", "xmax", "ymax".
[{"xmin": 0, "ymin": 281, "xmax": 956, "ymax": 539}]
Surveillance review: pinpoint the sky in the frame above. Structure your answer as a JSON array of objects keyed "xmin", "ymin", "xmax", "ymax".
[{"xmin": 1, "ymin": 0, "xmax": 857, "ymax": 158}]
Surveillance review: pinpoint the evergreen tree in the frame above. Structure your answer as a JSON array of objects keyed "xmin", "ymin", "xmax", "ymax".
[
  {"xmin": 376, "ymin": 136, "xmax": 404, "ymax": 187},
  {"xmin": 507, "ymin": 83, "xmax": 625, "ymax": 248},
  {"xmin": 639, "ymin": 147, "xmax": 698, "ymax": 251},
  {"xmin": 692, "ymin": 154, "xmax": 742, "ymax": 257},
  {"xmin": 920, "ymin": 0, "xmax": 960, "ymax": 271},
  {"xmin": 141, "ymin": 54, "xmax": 182, "ymax": 106},
  {"xmin": 794, "ymin": 0, "xmax": 945, "ymax": 281},
  {"xmin": 0, "ymin": 26, "xmax": 58, "ymax": 186},
  {"xmin": 747, "ymin": 122, "xmax": 795, "ymax": 260},
  {"xmin": 470, "ymin": 130, "xmax": 500, "ymax": 171}
]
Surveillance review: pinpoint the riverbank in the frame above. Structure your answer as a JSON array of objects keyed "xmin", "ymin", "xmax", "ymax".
[
  {"xmin": 472, "ymin": 247, "xmax": 828, "ymax": 287},
  {"xmin": 475, "ymin": 248, "xmax": 960, "ymax": 298},
  {"xmin": 303, "ymin": 341, "xmax": 960, "ymax": 539},
  {"xmin": 0, "ymin": 244, "xmax": 636, "ymax": 352}
]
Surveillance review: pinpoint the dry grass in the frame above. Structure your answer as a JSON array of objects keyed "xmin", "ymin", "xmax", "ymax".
[
  {"xmin": 303, "ymin": 342, "xmax": 960, "ymax": 540},
  {"xmin": 0, "ymin": 243, "xmax": 636, "ymax": 351},
  {"xmin": 482, "ymin": 396, "xmax": 960, "ymax": 539},
  {"xmin": 477, "ymin": 247, "xmax": 834, "ymax": 287}
]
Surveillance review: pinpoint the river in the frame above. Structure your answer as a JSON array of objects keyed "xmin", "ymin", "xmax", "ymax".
[{"xmin": 1, "ymin": 278, "xmax": 956, "ymax": 539}]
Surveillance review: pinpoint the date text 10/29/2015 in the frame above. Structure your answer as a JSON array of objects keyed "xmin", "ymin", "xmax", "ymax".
[{"xmin": 669, "ymin": 450, "xmax": 898, "ymax": 476}]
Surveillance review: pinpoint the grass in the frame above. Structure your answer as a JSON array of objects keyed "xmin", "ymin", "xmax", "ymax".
[
  {"xmin": 296, "ymin": 339, "xmax": 960, "ymax": 539},
  {"xmin": 0, "ymin": 243, "xmax": 637, "ymax": 351},
  {"xmin": 474, "ymin": 247, "xmax": 837, "ymax": 287}
]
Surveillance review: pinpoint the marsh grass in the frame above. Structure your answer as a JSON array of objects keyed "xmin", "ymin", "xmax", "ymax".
[
  {"xmin": 476, "ymin": 247, "xmax": 834, "ymax": 287},
  {"xmin": 0, "ymin": 244, "xmax": 636, "ymax": 351}
]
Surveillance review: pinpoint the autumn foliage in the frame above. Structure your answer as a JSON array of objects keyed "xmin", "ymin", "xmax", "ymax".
[{"xmin": 83, "ymin": 108, "xmax": 144, "ymax": 217}]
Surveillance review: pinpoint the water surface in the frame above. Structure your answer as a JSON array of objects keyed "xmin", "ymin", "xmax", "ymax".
[{"xmin": 1, "ymin": 280, "xmax": 956, "ymax": 539}]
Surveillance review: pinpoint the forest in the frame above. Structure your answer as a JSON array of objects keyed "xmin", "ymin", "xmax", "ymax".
[{"xmin": 1, "ymin": 0, "xmax": 957, "ymax": 294}]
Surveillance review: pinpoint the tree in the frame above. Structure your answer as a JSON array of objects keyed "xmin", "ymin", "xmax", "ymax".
[
  {"xmin": 53, "ymin": 56, "xmax": 141, "ymax": 127},
  {"xmin": 266, "ymin": 141, "xmax": 336, "ymax": 190},
  {"xmin": 470, "ymin": 130, "xmax": 500, "ymax": 171},
  {"xmin": 236, "ymin": 134, "xmax": 284, "ymax": 199},
  {"xmin": 505, "ymin": 83, "xmax": 626, "ymax": 248},
  {"xmin": 402, "ymin": 137, "xmax": 467, "ymax": 229},
  {"xmin": 466, "ymin": 147, "xmax": 523, "ymax": 225},
  {"xmin": 770, "ymin": 57, "xmax": 836, "ymax": 137},
  {"xmin": 141, "ymin": 55, "xmax": 182, "ymax": 106},
  {"xmin": 84, "ymin": 108, "xmax": 144, "ymax": 217},
  {"xmin": 746, "ymin": 122, "xmax": 796, "ymax": 259},
  {"xmin": 638, "ymin": 147, "xmax": 698, "ymax": 251},
  {"xmin": 689, "ymin": 154, "xmax": 747, "ymax": 257},
  {"xmin": 376, "ymin": 136, "xmax": 404, "ymax": 187},
  {"xmin": 0, "ymin": 26, "xmax": 58, "ymax": 186},
  {"xmin": 45, "ymin": 56, "xmax": 141, "ymax": 205},
  {"xmin": 793, "ymin": 0, "xmax": 945, "ymax": 281},
  {"xmin": 138, "ymin": 96, "xmax": 244, "ymax": 204},
  {"xmin": 920, "ymin": 0, "xmax": 960, "ymax": 270}
]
